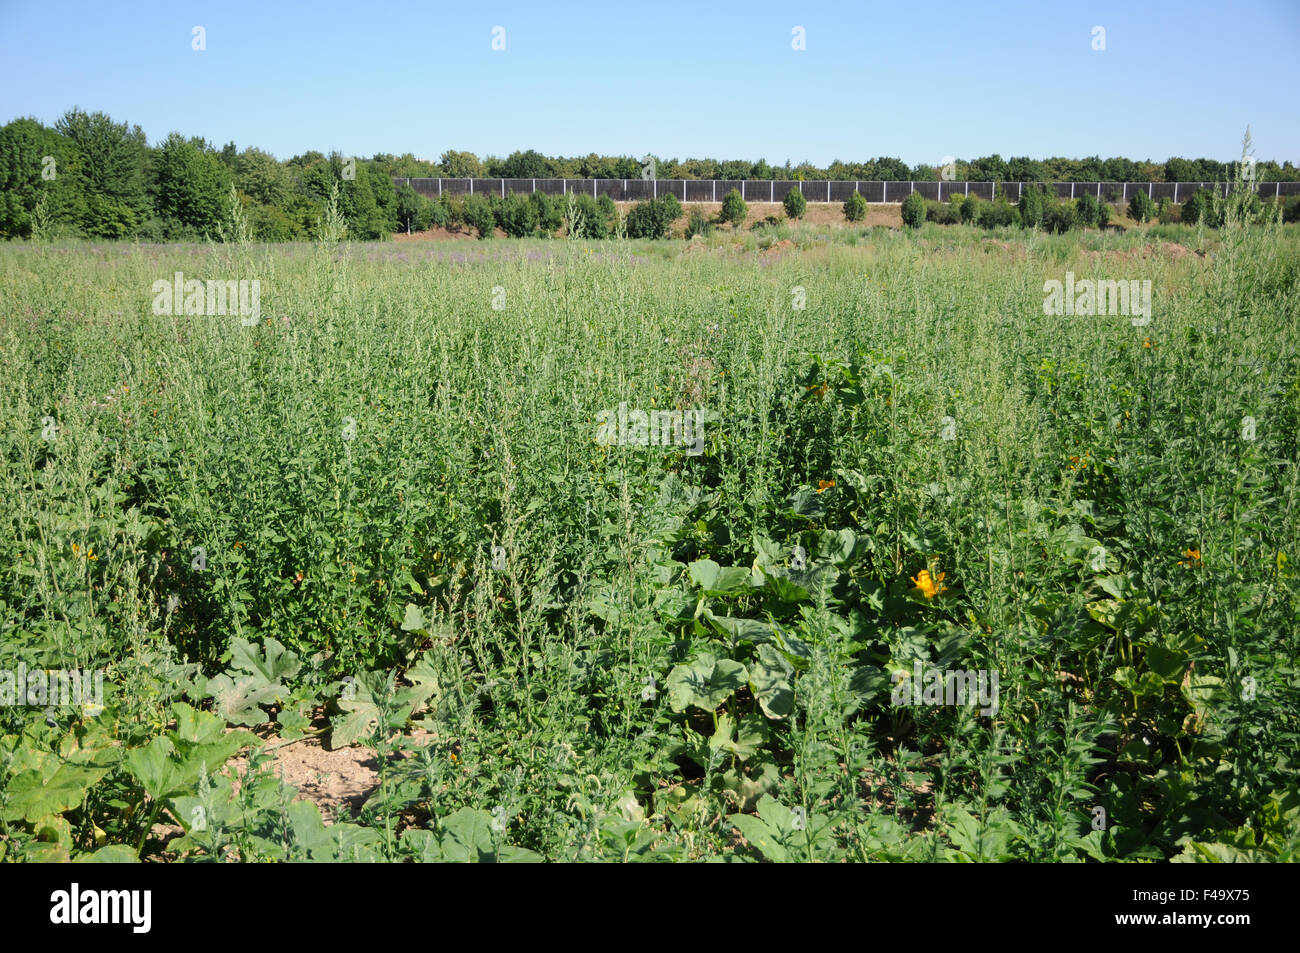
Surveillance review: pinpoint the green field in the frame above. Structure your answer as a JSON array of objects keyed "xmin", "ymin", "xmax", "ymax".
[{"xmin": 2, "ymin": 216, "xmax": 1298, "ymax": 862}]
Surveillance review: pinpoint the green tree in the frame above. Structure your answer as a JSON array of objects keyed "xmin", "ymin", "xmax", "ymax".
[
  {"xmin": 901, "ymin": 190, "xmax": 926, "ymax": 228},
  {"xmin": 0, "ymin": 117, "xmax": 81, "ymax": 238},
  {"xmin": 490, "ymin": 149, "xmax": 552, "ymax": 178},
  {"xmin": 152, "ymin": 132, "xmax": 233, "ymax": 235},
  {"xmin": 783, "ymin": 187, "xmax": 807, "ymax": 220},
  {"xmin": 440, "ymin": 150, "xmax": 484, "ymax": 178},
  {"xmin": 1128, "ymin": 190, "xmax": 1155, "ymax": 223},
  {"xmin": 54, "ymin": 108, "xmax": 149, "ymax": 236},
  {"xmin": 720, "ymin": 188, "xmax": 748, "ymax": 228},
  {"xmin": 842, "ymin": 190, "xmax": 867, "ymax": 222},
  {"xmin": 236, "ymin": 147, "xmax": 291, "ymax": 207}
]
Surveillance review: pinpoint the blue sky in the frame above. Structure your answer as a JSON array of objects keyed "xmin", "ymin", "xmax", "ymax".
[{"xmin": 1, "ymin": 0, "xmax": 1297, "ymax": 167}]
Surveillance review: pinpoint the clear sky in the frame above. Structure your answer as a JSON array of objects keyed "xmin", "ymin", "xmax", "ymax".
[{"xmin": 1, "ymin": 0, "xmax": 1297, "ymax": 167}]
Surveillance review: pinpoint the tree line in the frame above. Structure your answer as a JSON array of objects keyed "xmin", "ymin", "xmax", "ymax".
[{"xmin": 2, "ymin": 108, "xmax": 1296, "ymax": 241}]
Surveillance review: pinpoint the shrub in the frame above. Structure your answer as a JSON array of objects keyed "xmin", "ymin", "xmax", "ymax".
[
  {"xmin": 783, "ymin": 187, "xmax": 807, "ymax": 220},
  {"xmin": 1285, "ymin": 195, "xmax": 1300, "ymax": 224},
  {"xmin": 1042, "ymin": 201, "xmax": 1077, "ymax": 234},
  {"xmin": 443, "ymin": 196, "xmax": 465, "ymax": 228},
  {"xmin": 1018, "ymin": 186, "xmax": 1048, "ymax": 229},
  {"xmin": 959, "ymin": 194, "xmax": 982, "ymax": 224},
  {"xmin": 625, "ymin": 196, "xmax": 681, "ymax": 239},
  {"xmin": 462, "ymin": 194, "xmax": 496, "ymax": 239},
  {"xmin": 426, "ymin": 196, "xmax": 449, "ymax": 229},
  {"xmin": 1157, "ymin": 197, "xmax": 1180, "ymax": 224},
  {"xmin": 568, "ymin": 193, "xmax": 609, "ymax": 239},
  {"xmin": 686, "ymin": 207, "xmax": 712, "ymax": 238},
  {"xmin": 925, "ymin": 200, "xmax": 959, "ymax": 225},
  {"xmin": 1128, "ymin": 190, "xmax": 1156, "ymax": 223},
  {"xmin": 530, "ymin": 191, "xmax": 563, "ymax": 235},
  {"xmin": 659, "ymin": 192, "xmax": 682, "ymax": 224},
  {"xmin": 395, "ymin": 183, "xmax": 427, "ymax": 234},
  {"xmin": 977, "ymin": 198, "xmax": 1019, "ymax": 228},
  {"xmin": 843, "ymin": 190, "xmax": 867, "ymax": 222},
  {"xmin": 720, "ymin": 188, "xmax": 748, "ymax": 228},
  {"xmin": 498, "ymin": 192, "xmax": 539, "ymax": 237},
  {"xmin": 900, "ymin": 190, "xmax": 926, "ymax": 229},
  {"xmin": 1075, "ymin": 193, "xmax": 1102, "ymax": 228},
  {"xmin": 1098, "ymin": 203, "xmax": 1111, "ymax": 227}
]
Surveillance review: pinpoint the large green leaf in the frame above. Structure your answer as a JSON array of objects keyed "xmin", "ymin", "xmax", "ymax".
[
  {"xmin": 688, "ymin": 560, "xmax": 752, "ymax": 594},
  {"xmin": 666, "ymin": 654, "xmax": 748, "ymax": 712},
  {"xmin": 1, "ymin": 761, "xmax": 109, "ymax": 823},
  {"xmin": 207, "ymin": 673, "xmax": 282, "ymax": 726},
  {"xmin": 228, "ymin": 636, "xmax": 301, "ymax": 685},
  {"xmin": 748, "ymin": 644, "xmax": 794, "ymax": 719}
]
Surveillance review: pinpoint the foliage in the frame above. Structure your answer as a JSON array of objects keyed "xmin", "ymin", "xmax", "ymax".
[
  {"xmin": 900, "ymin": 190, "xmax": 925, "ymax": 228},
  {"xmin": 783, "ymin": 188, "xmax": 807, "ymax": 220},
  {"xmin": 843, "ymin": 190, "xmax": 867, "ymax": 222},
  {"xmin": 1, "ymin": 179, "xmax": 1298, "ymax": 865},
  {"xmin": 720, "ymin": 188, "xmax": 748, "ymax": 228},
  {"xmin": 1128, "ymin": 190, "xmax": 1156, "ymax": 224}
]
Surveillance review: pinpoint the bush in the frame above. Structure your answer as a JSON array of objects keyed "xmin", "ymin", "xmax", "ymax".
[
  {"xmin": 462, "ymin": 194, "xmax": 496, "ymax": 239},
  {"xmin": 1098, "ymin": 203, "xmax": 1111, "ymax": 227},
  {"xmin": 1285, "ymin": 195, "xmax": 1300, "ymax": 224},
  {"xmin": 900, "ymin": 190, "xmax": 926, "ymax": 229},
  {"xmin": 783, "ymin": 188, "xmax": 807, "ymax": 220},
  {"xmin": 1128, "ymin": 190, "xmax": 1156, "ymax": 223},
  {"xmin": 660, "ymin": 192, "xmax": 682, "ymax": 224},
  {"xmin": 686, "ymin": 207, "xmax": 712, "ymax": 238},
  {"xmin": 498, "ymin": 192, "xmax": 539, "ymax": 237},
  {"xmin": 625, "ymin": 196, "xmax": 681, "ymax": 239},
  {"xmin": 426, "ymin": 195, "xmax": 449, "ymax": 229},
  {"xmin": 843, "ymin": 190, "xmax": 867, "ymax": 222},
  {"xmin": 1042, "ymin": 201, "xmax": 1077, "ymax": 234},
  {"xmin": 1018, "ymin": 186, "xmax": 1048, "ymax": 229},
  {"xmin": 530, "ymin": 191, "xmax": 563, "ymax": 235},
  {"xmin": 720, "ymin": 188, "xmax": 748, "ymax": 228},
  {"xmin": 925, "ymin": 200, "xmax": 959, "ymax": 225},
  {"xmin": 1075, "ymin": 193, "xmax": 1102, "ymax": 228},
  {"xmin": 959, "ymin": 194, "xmax": 982, "ymax": 224},
  {"xmin": 977, "ymin": 198, "xmax": 1019, "ymax": 228},
  {"xmin": 568, "ymin": 193, "xmax": 609, "ymax": 239},
  {"xmin": 1157, "ymin": 197, "xmax": 1180, "ymax": 224}
]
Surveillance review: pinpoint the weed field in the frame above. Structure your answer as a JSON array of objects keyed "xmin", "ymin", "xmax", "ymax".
[{"xmin": 2, "ymin": 218, "xmax": 1298, "ymax": 862}]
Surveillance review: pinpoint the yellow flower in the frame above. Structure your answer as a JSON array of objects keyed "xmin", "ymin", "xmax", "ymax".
[
  {"xmin": 806, "ymin": 382, "xmax": 828, "ymax": 398},
  {"xmin": 1178, "ymin": 548, "xmax": 1202, "ymax": 568},
  {"xmin": 72, "ymin": 543, "xmax": 81, "ymax": 557},
  {"xmin": 910, "ymin": 569, "xmax": 948, "ymax": 599},
  {"xmin": 1143, "ymin": 337, "xmax": 1153, "ymax": 349},
  {"xmin": 816, "ymin": 479, "xmax": 835, "ymax": 493},
  {"xmin": 87, "ymin": 549, "xmax": 97, "ymax": 561}
]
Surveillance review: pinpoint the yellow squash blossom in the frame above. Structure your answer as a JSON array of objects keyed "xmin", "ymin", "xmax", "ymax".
[{"xmin": 911, "ymin": 569, "xmax": 948, "ymax": 599}]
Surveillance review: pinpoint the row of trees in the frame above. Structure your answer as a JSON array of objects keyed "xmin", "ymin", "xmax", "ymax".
[
  {"xmin": 394, "ymin": 184, "xmax": 692, "ymax": 240},
  {"xmin": 898, "ymin": 185, "xmax": 1300, "ymax": 232},
  {"xmin": 3, "ymin": 109, "xmax": 1296, "ymax": 242},
  {"xmin": 0, "ymin": 110, "xmax": 397, "ymax": 241},
  {"xmin": 374, "ymin": 148, "xmax": 1300, "ymax": 185}
]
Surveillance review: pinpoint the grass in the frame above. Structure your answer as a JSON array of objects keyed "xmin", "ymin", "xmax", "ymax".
[{"xmin": 1, "ymin": 217, "xmax": 1298, "ymax": 862}]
